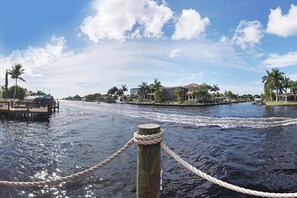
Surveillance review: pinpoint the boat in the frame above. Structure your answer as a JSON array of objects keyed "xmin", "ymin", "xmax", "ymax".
[{"xmin": 252, "ymin": 98, "xmax": 265, "ymax": 105}]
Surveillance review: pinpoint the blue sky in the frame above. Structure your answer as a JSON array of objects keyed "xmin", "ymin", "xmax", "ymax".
[{"xmin": 1, "ymin": 0, "xmax": 297, "ymax": 98}]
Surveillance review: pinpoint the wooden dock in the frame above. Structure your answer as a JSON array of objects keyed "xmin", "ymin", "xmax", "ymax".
[{"xmin": 0, "ymin": 100, "xmax": 59, "ymax": 120}]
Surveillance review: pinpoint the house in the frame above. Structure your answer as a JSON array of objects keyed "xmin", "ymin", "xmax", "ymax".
[
  {"xmin": 129, "ymin": 83, "xmax": 205, "ymax": 102},
  {"xmin": 130, "ymin": 88, "xmax": 140, "ymax": 97},
  {"xmin": 161, "ymin": 86, "xmax": 179, "ymax": 101},
  {"xmin": 184, "ymin": 83, "xmax": 201, "ymax": 101}
]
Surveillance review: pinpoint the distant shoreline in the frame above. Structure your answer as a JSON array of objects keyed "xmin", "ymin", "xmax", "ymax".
[{"xmin": 127, "ymin": 101, "xmax": 246, "ymax": 107}]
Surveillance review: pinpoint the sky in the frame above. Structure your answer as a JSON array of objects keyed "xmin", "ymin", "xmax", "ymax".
[{"xmin": 1, "ymin": 0, "xmax": 297, "ymax": 98}]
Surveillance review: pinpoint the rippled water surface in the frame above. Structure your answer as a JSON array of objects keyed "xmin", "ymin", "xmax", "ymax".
[{"xmin": 1, "ymin": 101, "xmax": 297, "ymax": 197}]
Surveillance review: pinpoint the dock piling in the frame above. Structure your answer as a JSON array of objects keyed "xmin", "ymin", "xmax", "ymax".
[{"xmin": 137, "ymin": 124, "xmax": 161, "ymax": 198}]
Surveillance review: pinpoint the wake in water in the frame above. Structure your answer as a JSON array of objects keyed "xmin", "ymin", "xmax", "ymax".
[{"xmin": 116, "ymin": 110, "xmax": 297, "ymax": 129}]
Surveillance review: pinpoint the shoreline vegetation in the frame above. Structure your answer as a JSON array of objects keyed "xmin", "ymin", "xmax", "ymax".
[{"xmin": 64, "ymin": 68, "xmax": 297, "ymax": 107}]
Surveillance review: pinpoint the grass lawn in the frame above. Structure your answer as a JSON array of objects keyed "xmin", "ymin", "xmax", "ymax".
[{"xmin": 265, "ymin": 101, "xmax": 297, "ymax": 106}]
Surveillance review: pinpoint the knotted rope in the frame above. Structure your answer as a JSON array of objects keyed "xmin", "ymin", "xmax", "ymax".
[
  {"xmin": 133, "ymin": 129, "xmax": 164, "ymax": 145},
  {"xmin": 0, "ymin": 138, "xmax": 134, "ymax": 187}
]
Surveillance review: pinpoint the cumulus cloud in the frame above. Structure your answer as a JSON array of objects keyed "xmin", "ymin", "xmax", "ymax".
[
  {"xmin": 0, "ymin": 35, "xmax": 70, "ymax": 77},
  {"xmin": 169, "ymin": 48, "xmax": 181, "ymax": 58},
  {"xmin": 266, "ymin": 4, "xmax": 297, "ymax": 37},
  {"xmin": 80, "ymin": 0, "xmax": 173, "ymax": 43},
  {"xmin": 263, "ymin": 52, "xmax": 297, "ymax": 67},
  {"xmin": 172, "ymin": 9, "xmax": 210, "ymax": 40},
  {"xmin": 231, "ymin": 20, "xmax": 264, "ymax": 50}
]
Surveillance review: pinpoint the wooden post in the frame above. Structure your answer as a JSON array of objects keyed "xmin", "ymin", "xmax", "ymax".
[{"xmin": 137, "ymin": 124, "xmax": 161, "ymax": 198}]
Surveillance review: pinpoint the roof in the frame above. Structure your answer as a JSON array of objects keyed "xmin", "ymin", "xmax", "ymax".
[{"xmin": 184, "ymin": 83, "xmax": 200, "ymax": 88}]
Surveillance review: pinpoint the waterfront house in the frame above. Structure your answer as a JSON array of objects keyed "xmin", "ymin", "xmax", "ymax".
[
  {"xmin": 130, "ymin": 88, "xmax": 140, "ymax": 97},
  {"xmin": 130, "ymin": 83, "xmax": 206, "ymax": 102},
  {"xmin": 184, "ymin": 83, "xmax": 201, "ymax": 101}
]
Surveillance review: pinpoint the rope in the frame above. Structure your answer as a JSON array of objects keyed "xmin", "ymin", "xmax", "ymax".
[
  {"xmin": 133, "ymin": 129, "xmax": 163, "ymax": 145},
  {"xmin": 0, "ymin": 138, "xmax": 134, "ymax": 187},
  {"xmin": 161, "ymin": 142, "xmax": 297, "ymax": 198}
]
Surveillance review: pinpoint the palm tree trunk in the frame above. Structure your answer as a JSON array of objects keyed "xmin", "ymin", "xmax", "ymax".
[
  {"xmin": 13, "ymin": 79, "xmax": 17, "ymax": 101},
  {"xmin": 275, "ymin": 90, "xmax": 278, "ymax": 103},
  {"xmin": 269, "ymin": 89, "xmax": 272, "ymax": 102},
  {"xmin": 285, "ymin": 89, "xmax": 287, "ymax": 103}
]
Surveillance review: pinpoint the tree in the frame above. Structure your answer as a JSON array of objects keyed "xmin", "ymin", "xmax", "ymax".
[
  {"xmin": 8, "ymin": 64, "xmax": 25, "ymax": 101},
  {"xmin": 210, "ymin": 84, "xmax": 220, "ymax": 93},
  {"xmin": 121, "ymin": 85, "xmax": 128, "ymax": 93},
  {"xmin": 282, "ymin": 77, "xmax": 291, "ymax": 103},
  {"xmin": 116, "ymin": 89, "xmax": 124, "ymax": 96},
  {"xmin": 151, "ymin": 79, "xmax": 162, "ymax": 101},
  {"xmin": 290, "ymin": 81, "xmax": 297, "ymax": 94},
  {"xmin": 175, "ymin": 87, "xmax": 186, "ymax": 103},
  {"xmin": 107, "ymin": 86, "xmax": 118, "ymax": 95},
  {"xmin": 7, "ymin": 86, "xmax": 26, "ymax": 100},
  {"xmin": 261, "ymin": 69, "xmax": 283, "ymax": 102},
  {"xmin": 139, "ymin": 82, "xmax": 149, "ymax": 99},
  {"xmin": 197, "ymin": 83, "xmax": 211, "ymax": 102},
  {"xmin": 262, "ymin": 70, "xmax": 273, "ymax": 102},
  {"xmin": 4, "ymin": 70, "xmax": 8, "ymax": 98},
  {"xmin": 270, "ymin": 68, "xmax": 284, "ymax": 102}
]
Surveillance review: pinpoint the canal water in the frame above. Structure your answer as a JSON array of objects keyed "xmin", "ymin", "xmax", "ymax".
[{"xmin": 1, "ymin": 100, "xmax": 297, "ymax": 197}]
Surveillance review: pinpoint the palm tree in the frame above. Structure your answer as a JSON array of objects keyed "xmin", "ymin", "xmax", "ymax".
[
  {"xmin": 8, "ymin": 64, "xmax": 25, "ymax": 100},
  {"xmin": 270, "ymin": 68, "xmax": 284, "ymax": 102},
  {"xmin": 210, "ymin": 84, "xmax": 220, "ymax": 93},
  {"xmin": 151, "ymin": 79, "xmax": 162, "ymax": 101},
  {"xmin": 121, "ymin": 85, "xmax": 128, "ymax": 93},
  {"xmin": 290, "ymin": 80, "xmax": 297, "ymax": 94},
  {"xmin": 138, "ymin": 82, "xmax": 149, "ymax": 99},
  {"xmin": 175, "ymin": 87, "xmax": 186, "ymax": 103},
  {"xmin": 197, "ymin": 83, "xmax": 211, "ymax": 103},
  {"xmin": 4, "ymin": 70, "xmax": 8, "ymax": 98},
  {"xmin": 262, "ymin": 70, "xmax": 273, "ymax": 102},
  {"xmin": 282, "ymin": 77, "xmax": 291, "ymax": 103}
]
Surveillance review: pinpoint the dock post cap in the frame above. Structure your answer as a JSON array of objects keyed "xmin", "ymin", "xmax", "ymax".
[{"xmin": 138, "ymin": 124, "xmax": 160, "ymax": 129}]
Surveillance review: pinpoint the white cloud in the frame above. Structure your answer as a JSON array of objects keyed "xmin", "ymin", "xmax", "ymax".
[
  {"xmin": 231, "ymin": 20, "xmax": 264, "ymax": 49},
  {"xmin": 0, "ymin": 38, "xmax": 255, "ymax": 98},
  {"xmin": 172, "ymin": 9, "xmax": 209, "ymax": 40},
  {"xmin": 0, "ymin": 35, "xmax": 70, "ymax": 77},
  {"xmin": 220, "ymin": 35, "xmax": 229, "ymax": 43},
  {"xmin": 263, "ymin": 52, "xmax": 297, "ymax": 67},
  {"xmin": 266, "ymin": 4, "xmax": 297, "ymax": 37},
  {"xmin": 169, "ymin": 48, "xmax": 181, "ymax": 58},
  {"xmin": 80, "ymin": 0, "xmax": 173, "ymax": 43}
]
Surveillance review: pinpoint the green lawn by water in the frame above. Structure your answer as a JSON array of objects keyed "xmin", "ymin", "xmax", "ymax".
[{"xmin": 266, "ymin": 101, "xmax": 297, "ymax": 106}]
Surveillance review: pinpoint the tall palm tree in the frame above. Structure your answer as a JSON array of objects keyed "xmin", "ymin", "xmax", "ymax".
[
  {"xmin": 138, "ymin": 82, "xmax": 149, "ymax": 99},
  {"xmin": 282, "ymin": 77, "xmax": 291, "ymax": 103},
  {"xmin": 151, "ymin": 79, "xmax": 162, "ymax": 101},
  {"xmin": 262, "ymin": 70, "xmax": 273, "ymax": 102},
  {"xmin": 8, "ymin": 64, "xmax": 25, "ymax": 100},
  {"xmin": 270, "ymin": 68, "xmax": 284, "ymax": 102},
  {"xmin": 5, "ymin": 70, "xmax": 8, "ymax": 98}
]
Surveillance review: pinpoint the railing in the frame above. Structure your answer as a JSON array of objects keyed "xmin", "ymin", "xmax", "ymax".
[{"xmin": 0, "ymin": 124, "xmax": 297, "ymax": 197}]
